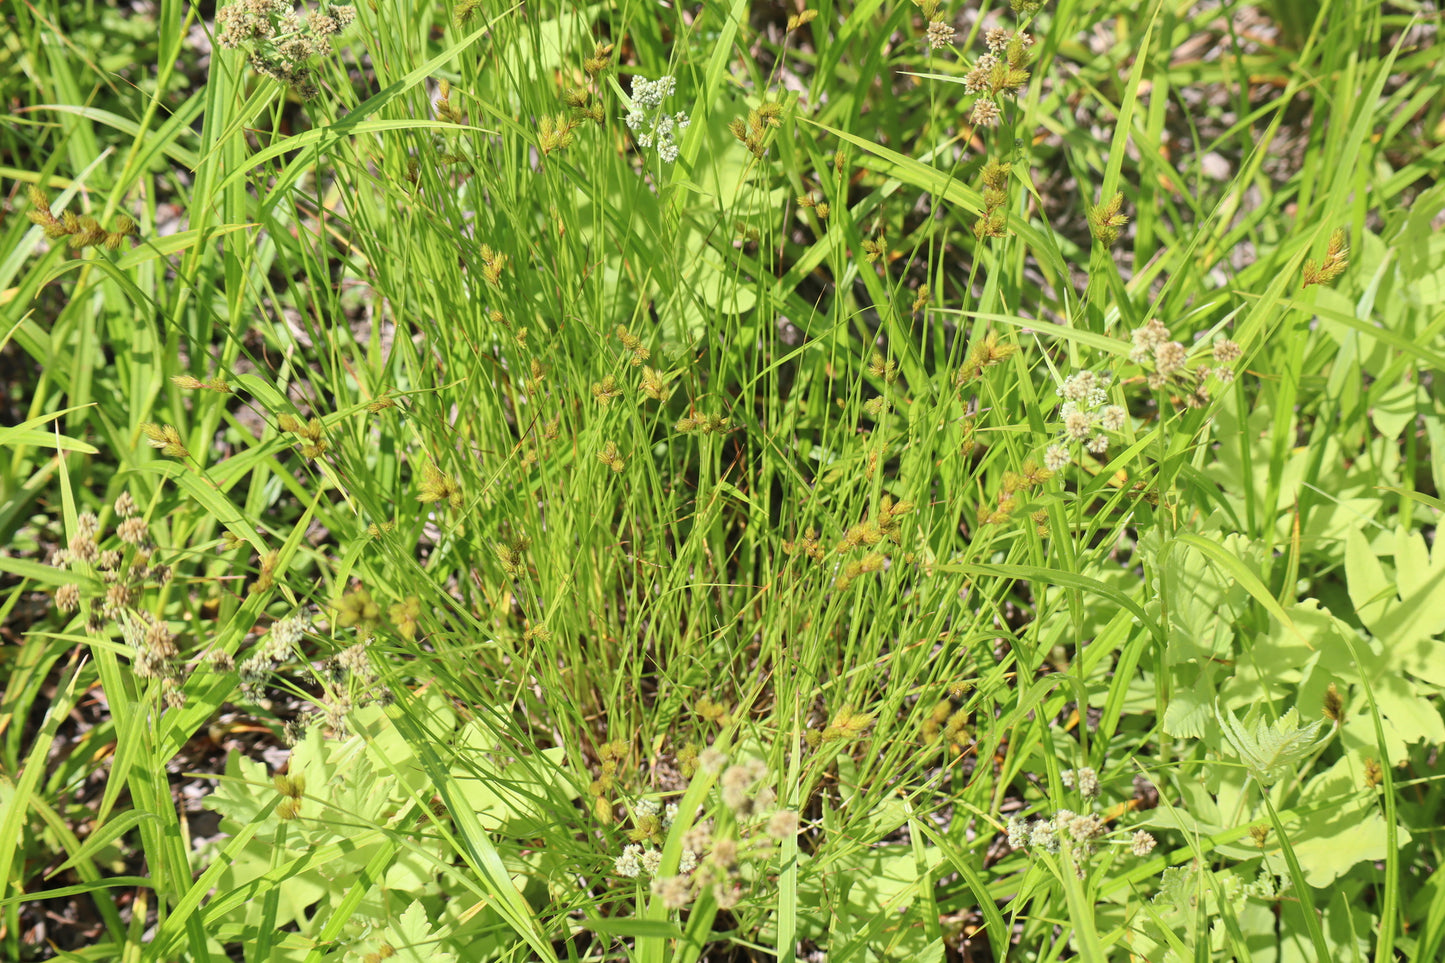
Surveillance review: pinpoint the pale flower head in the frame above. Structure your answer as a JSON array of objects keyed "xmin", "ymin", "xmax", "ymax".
[
  {"xmin": 614, "ymin": 844, "xmax": 644, "ymax": 877},
  {"xmin": 970, "ymin": 99, "xmax": 1001, "ymax": 127},
  {"xmin": 1063, "ymin": 409, "xmax": 1095, "ymax": 441}
]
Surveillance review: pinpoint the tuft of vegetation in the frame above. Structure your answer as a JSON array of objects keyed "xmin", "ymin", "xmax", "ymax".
[{"xmin": 1, "ymin": 0, "xmax": 1442, "ymax": 961}]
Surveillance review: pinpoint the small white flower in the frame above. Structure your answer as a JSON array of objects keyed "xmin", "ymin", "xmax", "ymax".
[
  {"xmin": 1100, "ymin": 405, "xmax": 1127, "ymax": 431},
  {"xmin": 699, "ymin": 748, "xmax": 728, "ymax": 773},
  {"xmin": 1029, "ymin": 819, "xmax": 1059, "ymax": 853},
  {"xmin": 1059, "ymin": 371, "xmax": 1096, "ymax": 402},
  {"xmin": 1063, "ymin": 409, "xmax": 1094, "ymax": 441},
  {"xmin": 614, "ymin": 844, "xmax": 644, "ymax": 877},
  {"xmin": 1044, "ymin": 444, "xmax": 1070, "ymax": 472},
  {"xmin": 1065, "ymin": 812, "xmax": 1106, "ymax": 841}
]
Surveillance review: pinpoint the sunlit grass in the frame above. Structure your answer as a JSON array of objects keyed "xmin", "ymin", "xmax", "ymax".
[{"xmin": 2, "ymin": 0, "xmax": 1442, "ymax": 960}]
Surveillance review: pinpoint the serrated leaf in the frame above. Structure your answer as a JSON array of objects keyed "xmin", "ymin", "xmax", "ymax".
[
  {"xmin": 204, "ymin": 751, "xmax": 275, "ymax": 832},
  {"xmin": 1216, "ymin": 704, "xmax": 1331, "ymax": 787},
  {"xmin": 375, "ymin": 900, "xmax": 459, "ymax": 963}
]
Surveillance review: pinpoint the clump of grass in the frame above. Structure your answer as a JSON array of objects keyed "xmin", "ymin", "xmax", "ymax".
[{"xmin": 3, "ymin": 0, "xmax": 1441, "ymax": 960}]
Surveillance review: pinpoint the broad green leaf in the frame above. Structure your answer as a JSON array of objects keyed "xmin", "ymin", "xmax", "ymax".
[
  {"xmin": 1276, "ymin": 757, "xmax": 1409, "ymax": 888},
  {"xmin": 1370, "ymin": 379, "xmax": 1423, "ymax": 441}
]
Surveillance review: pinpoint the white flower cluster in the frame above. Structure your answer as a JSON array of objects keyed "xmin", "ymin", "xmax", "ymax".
[
  {"xmin": 634, "ymin": 797, "xmax": 681, "ymax": 827},
  {"xmin": 1005, "ymin": 809, "xmax": 1106, "ymax": 856},
  {"xmin": 612, "ymin": 797, "xmax": 695, "ymax": 878},
  {"xmin": 1061, "ymin": 766, "xmax": 1100, "ymax": 799},
  {"xmin": 625, "ymin": 75, "xmax": 690, "ymax": 163},
  {"xmin": 613, "ymin": 840, "xmax": 700, "ymax": 878},
  {"xmin": 614, "ymin": 843, "xmax": 657, "ymax": 877},
  {"xmin": 1044, "ymin": 370, "xmax": 1128, "ymax": 471},
  {"xmin": 1005, "ymin": 807, "xmax": 1157, "ymax": 869}
]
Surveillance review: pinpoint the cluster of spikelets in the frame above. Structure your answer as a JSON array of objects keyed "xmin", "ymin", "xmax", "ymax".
[
  {"xmin": 215, "ymin": 0, "xmax": 357, "ymax": 99},
  {"xmin": 922, "ymin": 680, "xmax": 975, "ymax": 755},
  {"xmin": 955, "ymin": 329, "xmax": 1019, "ymax": 385},
  {"xmin": 978, "ymin": 458, "xmax": 1054, "ymax": 529},
  {"xmin": 614, "ymin": 754, "xmax": 801, "ymax": 911},
  {"xmin": 596, "ymin": 440, "xmax": 627, "ymax": 472},
  {"xmin": 1089, "ymin": 192, "xmax": 1130, "ymax": 244},
  {"xmin": 334, "ymin": 582, "xmax": 426, "ymax": 642},
  {"xmin": 963, "ymin": 27, "xmax": 1034, "ymax": 127},
  {"xmin": 1301, "ymin": 228, "xmax": 1349, "ymax": 288},
  {"xmin": 52, "ymin": 495, "xmax": 184, "ymax": 703},
  {"xmin": 615, "ymin": 325, "xmax": 651, "ymax": 366},
  {"xmin": 783, "ymin": 495, "xmax": 916, "ymax": 591},
  {"xmin": 418, "ymin": 463, "xmax": 464, "ymax": 510},
  {"xmin": 674, "ymin": 411, "xmax": 731, "ymax": 435},
  {"xmin": 796, "ymin": 185, "xmax": 833, "ymax": 223},
  {"xmin": 974, "ymin": 161, "xmax": 1012, "ymax": 239},
  {"xmin": 914, "ymin": 0, "xmax": 957, "ymax": 50},
  {"xmin": 724, "ymin": 9, "xmax": 812, "ymax": 158},
  {"xmin": 729, "ymin": 102, "xmax": 784, "ymax": 159},
  {"xmin": 234, "ymin": 610, "xmax": 311, "ymax": 705},
  {"xmin": 912, "ymin": 2, "xmax": 1038, "ymax": 66},
  {"xmin": 536, "ymin": 42, "xmax": 614, "ymax": 155},
  {"xmin": 585, "ymin": 740, "xmax": 635, "ymax": 822},
  {"xmin": 1004, "ymin": 767, "xmax": 1157, "ymax": 877},
  {"xmin": 276, "ymin": 413, "xmax": 329, "ymax": 459},
  {"xmin": 806, "ymin": 704, "xmax": 877, "ymax": 747},
  {"xmin": 26, "ymin": 186, "xmax": 137, "ymax": 252}
]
